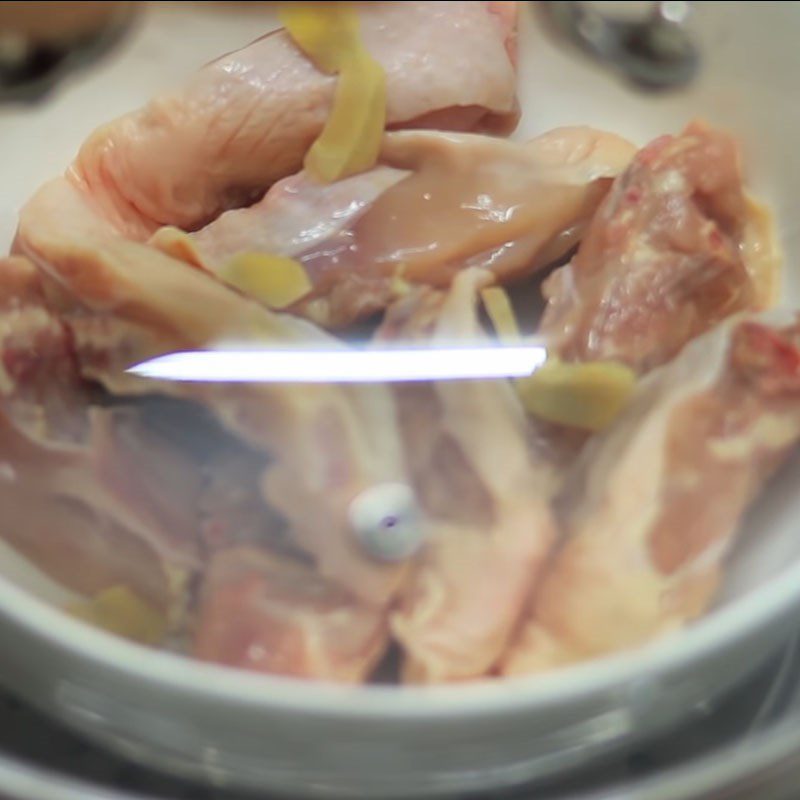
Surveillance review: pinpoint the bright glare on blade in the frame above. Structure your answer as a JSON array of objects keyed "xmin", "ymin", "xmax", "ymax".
[{"xmin": 128, "ymin": 346, "xmax": 548, "ymax": 383}]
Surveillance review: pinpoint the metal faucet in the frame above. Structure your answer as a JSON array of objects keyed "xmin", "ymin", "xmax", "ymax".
[
  {"xmin": 537, "ymin": 1, "xmax": 699, "ymax": 90},
  {"xmin": 0, "ymin": 2, "xmax": 699, "ymax": 105}
]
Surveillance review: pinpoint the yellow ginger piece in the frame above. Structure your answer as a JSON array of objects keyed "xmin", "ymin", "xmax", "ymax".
[
  {"xmin": 280, "ymin": 2, "xmax": 387, "ymax": 182},
  {"xmin": 516, "ymin": 359, "xmax": 636, "ymax": 432},
  {"xmin": 481, "ymin": 286, "xmax": 521, "ymax": 342},
  {"xmin": 66, "ymin": 586, "xmax": 167, "ymax": 646},
  {"xmin": 481, "ymin": 286, "xmax": 635, "ymax": 431},
  {"xmin": 220, "ymin": 252, "xmax": 312, "ymax": 309}
]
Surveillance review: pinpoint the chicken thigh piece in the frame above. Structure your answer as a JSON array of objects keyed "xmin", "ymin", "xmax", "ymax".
[
  {"xmin": 502, "ymin": 311, "xmax": 800, "ymax": 675},
  {"xmin": 70, "ymin": 1, "xmax": 520, "ymax": 239},
  {"xmin": 539, "ymin": 122, "xmax": 779, "ymax": 374},
  {"xmin": 0, "ymin": 261, "xmax": 390, "ymax": 677},
  {"xmin": 168, "ymin": 127, "xmax": 636, "ymax": 329},
  {"xmin": 13, "ymin": 190, "xmax": 428, "ymax": 677}
]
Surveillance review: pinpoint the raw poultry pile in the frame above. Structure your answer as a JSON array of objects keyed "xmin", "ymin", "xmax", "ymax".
[{"xmin": 1, "ymin": 1, "xmax": 794, "ymax": 685}]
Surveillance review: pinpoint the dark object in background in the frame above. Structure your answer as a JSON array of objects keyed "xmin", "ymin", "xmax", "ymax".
[
  {"xmin": 0, "ymin": 1, "xmax": 137, "ymax": 103},
  {"xmin": 539, "ymin": 1, "xmax": 699, "ymax": 90}
]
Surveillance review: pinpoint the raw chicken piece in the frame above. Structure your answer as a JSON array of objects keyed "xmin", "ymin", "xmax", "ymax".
[
  {"xmin": 0, "ymin": 251, "xmax": 389, "ymax": 674},
  {"xmin": 539, "ymin": 121, "xmax": 778, "ymax": 374},
  {"xmin": 194, "ymin": 547, "xmax": 389, "ymax": 683},
  {"xmin": 126, "ymin": 395, "xmax": 288, "ymax": 555},
  {"xmin": 72, "ymin": 1, "xmax": 519, "ymax": 239},
  {"xmin": 0, "ymin": 256, "xmax": 87, "ymax": 443},
  {"xmin": 176, "ymin": 127, "xmax": 636, "ymax": 329},
  {"xmin": 167, "ymin": 166, "xmax": 408, "ymax": 273},
  {"xmin": 379, "ymin": 270, "xmax": 557, "ymax": 682},
  {"xmin": 502, "ymin": 311, "xmax": 800, "ymax": 675},
  {"xmin": 199, "ymin": 446, "xmax": 286, "ymax": 555},
  {"xmin": 0, "ymin": 405, "xmax": 201, "ymax": 616},
  {"xmin": 0, "ymin": 256, "xmax": 201, "ymax": 618},
  {"xmin": 18, "ymin": 181, "xmax": 415, "ymax": 609}
]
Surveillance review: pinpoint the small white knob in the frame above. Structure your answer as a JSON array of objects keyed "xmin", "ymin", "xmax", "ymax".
[{"xmin": 349, "ymin": 483, "xmax": 425, "ymax": 563}]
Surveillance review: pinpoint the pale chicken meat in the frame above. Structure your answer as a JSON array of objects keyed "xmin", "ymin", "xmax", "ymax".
[
  {"xmin": 0, "ymin": 405, "xmax": 202, "ymax": 616},
  {"xmin": 0, "ymin": 261, "xmax": 386, "ymax": 671},
  {"xmin": 71, "ymin": 1, "xmax": 520, "ymax": 240},
  {"xmin": 18, "ymin": 123, "xmax": 636, "ymax": 335},
  {"xmin": 378, "ymin": 270, "xmax": 557, "ymax": 682},
  {"xmin": 0, "ymin": 257, "xmax": 201, "ymax": 618},
  {"xmin": 167, "ymin": 127, "xmax": 636, "ymax": 328},
  {"xmin": 194, "ymin": 547, "xmax": 389, "ymax": 683},
  {"xmin": 163, "ymin": 166, "xmax": 408, "ymax": 273},
  {"xmin": 539, "ymin": 122, "xmax": 776, "ymax": 374},
  {"xmin": 502, "ymin": 312, "xmax": 800, "ymax": 675}
]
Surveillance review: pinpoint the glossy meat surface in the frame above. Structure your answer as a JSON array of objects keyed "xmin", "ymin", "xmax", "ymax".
[{"xmin": 181, "ymin": 127, "xmax": 635, "ymax": 328}]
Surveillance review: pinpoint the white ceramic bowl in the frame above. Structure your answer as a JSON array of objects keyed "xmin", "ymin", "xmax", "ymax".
[{"xmin": 1, "ymin": 3, "xmax": 800, "ymax": 798}]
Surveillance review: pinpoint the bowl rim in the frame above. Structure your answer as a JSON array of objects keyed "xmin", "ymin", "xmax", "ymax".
[
  {"xmin": 1, "ymin": 0, "xmax": 799, "ymax": 727},
  {"xmin": 0, "ymin": 547, "xmax": 798, "ymax": 720}
]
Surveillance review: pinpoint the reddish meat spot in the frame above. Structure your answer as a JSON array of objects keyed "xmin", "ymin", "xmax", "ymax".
[
  {"xmin": 2, "ymin": 347, "xmax": 24, "ymax": 379},
  {"xmin": 624, "ymin": 187, "xmax": 641, "ymax": 205},
  {"xmin": 732, "ymin": 322, "xmax": 800, "ymax": 390}
]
